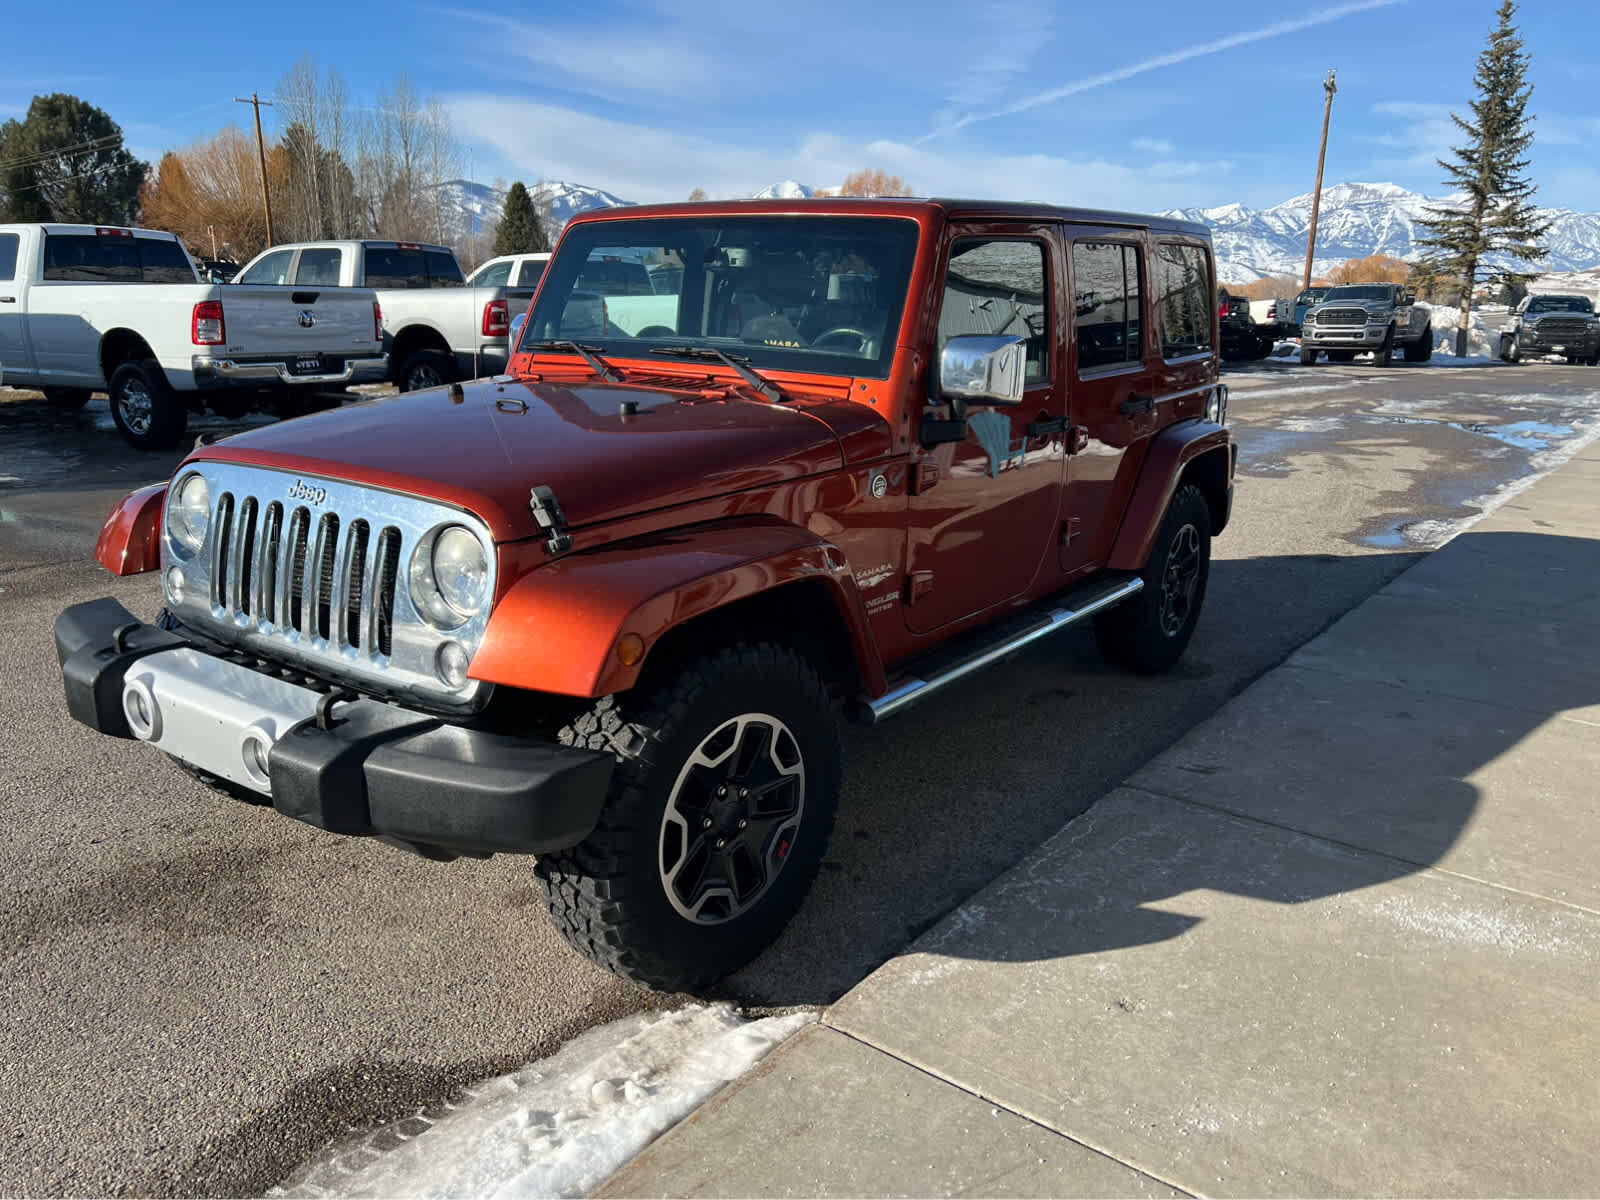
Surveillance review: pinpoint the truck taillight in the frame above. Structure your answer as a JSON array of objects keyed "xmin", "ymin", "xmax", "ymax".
[
  {"xmin": 192, "ymin": 300, "xmax": 225, "ymax": 346},
  {"xmin": 483, "ymin": 298, "xmax": 509, "ymax": 337},
  {"xmin": 373, "ymin": 300, "xmax": 383, "ymax": 343}
]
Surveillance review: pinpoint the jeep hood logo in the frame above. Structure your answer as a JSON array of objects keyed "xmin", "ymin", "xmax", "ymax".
[{"xmin": 297, "ymin": 310, "xmax": 316, "ymax": 328}]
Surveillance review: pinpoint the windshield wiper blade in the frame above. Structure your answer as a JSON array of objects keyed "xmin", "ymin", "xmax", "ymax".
[
  {"xmin": 649, "ymin": 345, "xmax": 786, "ymax": 404},
  {"xmin": 525, "ymin": 339, "xmax": 623, "ymax": 382}
]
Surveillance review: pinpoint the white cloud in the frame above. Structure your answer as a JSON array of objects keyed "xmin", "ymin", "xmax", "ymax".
[{"xmin": 1132, "ymin": 137, "xmax": 1175, "ymax": 155}]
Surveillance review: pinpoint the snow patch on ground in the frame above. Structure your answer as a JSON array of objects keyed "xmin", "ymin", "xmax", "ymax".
[
  {"xmin": 1416, "ymin": 301, "xmax": 1503, "ymax": 361},
  {"xmin": 270, "ymin": 1004, "xmax": 814, "ymax": 1200}
]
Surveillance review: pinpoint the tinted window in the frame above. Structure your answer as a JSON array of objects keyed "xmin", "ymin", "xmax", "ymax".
[
  {"xmin": 940, "ymin": 239, "xmax": 1050, "ymax": 380},
  {"xmin": 517, "ymin": 260, "xmax": 547, "ymax": 288},
  {"xmin": 1157, "ymin": 242, "xmax": 1213, "ymax": 358},
  {"xmin": 42, "ymin": 234, "xmax": 140, "ymax": 281},
  {"xmin": 472, "ymin": 260, "xmax": 513, "ymax": 288},
  {"xmin": 574, "ymin": 258, "xmax": 654, "ymax": 296},
  {"xmin": 137, "ymin": 237, "xmax": 197, "ymax": 282},
  {"xmin": 293, "ymin": 248, "xmax": 342, "ymax": 285},
  {"xmin": 364, "ymin": 248, "xmax": 428, "ymax": 289},
  {"xmin": 1072, "ymin": 241, "xmax": 1143, "ymax": 370},
  {"xmin": 237, "ymin": 249, "xmax": 294, "ymax": 285},
  {"xmin": 0, "ymin": 233, "xmax": 17, "ymax": 281},
  {"xmin": 425, "ymin": 249, "xmax": 464, "ymax": 287}
]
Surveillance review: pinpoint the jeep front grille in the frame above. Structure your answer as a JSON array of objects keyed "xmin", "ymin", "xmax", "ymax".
[
  {"xmin": 1319, "ymin": 308, "xmax": 1368, "ymax": 327},
  {"xmin": 163, "ymin": 463, "xmax": 496, "ymax": 712}
]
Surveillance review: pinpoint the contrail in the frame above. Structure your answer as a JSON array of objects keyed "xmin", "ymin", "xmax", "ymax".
[{"xmin": 918, "ymin": 0, "xmax": 1403, "ymax": 144}]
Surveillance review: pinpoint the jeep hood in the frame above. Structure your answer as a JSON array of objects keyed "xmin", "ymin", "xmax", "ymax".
[{"xmin": 195, "ymin": 376, "xmax": 889, "ymax": 541}]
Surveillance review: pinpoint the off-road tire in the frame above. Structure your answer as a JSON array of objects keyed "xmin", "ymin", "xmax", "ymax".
[
  {"xmin": 42, "ymin": 387, "xmax": 92, "ymax": 410},
  {"xmin": 535, "ymin": 643, "xmax": 842, "ymax": 992},
  {"xmin": 108, "ymin": 360, "xmax": 187, "ymax": 451},
  {"xmin": 1095, "ymin": 484, "xmax": 1211, "ymax": 674},
  {"xmin": 1373, "ymin": 326, "xmax": 1394, "ymax": 367},
  {"xmin": 397, "ymin": 349, "xmax": 458, "ymax": 393},
  {"xmin": 1298, "ymin": 345, "xmax": 1317, "ymax": 365},
  {"xmin": 1502, "ymin": 338, "xmax": 1520, "ymax": 363},
  {"xmin": 1405, "ymin": 323, "xmax": 1433, "ymax": 361}
]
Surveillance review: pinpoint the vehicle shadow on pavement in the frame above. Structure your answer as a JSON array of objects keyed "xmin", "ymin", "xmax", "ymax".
[{"xmin": 729, "ymin": 530, "xmax": 1595, "ymax": 1005}]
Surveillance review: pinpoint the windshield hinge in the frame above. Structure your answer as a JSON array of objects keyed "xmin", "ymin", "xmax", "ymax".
[{"xmin": 529, "ymin": 485, "xmax": 573, "ymax": 554}]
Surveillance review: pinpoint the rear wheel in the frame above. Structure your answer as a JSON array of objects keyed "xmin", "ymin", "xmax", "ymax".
[
  {"xmin": 1095, "ymin": 484, "xmax": 1211, "ymax": 674},
  {"xmin": 1405, "ymin": 323, "xmax": 1433, "ymax": 361},
  {"xmin": 42, "ymin": 387, "xmax": 92, "ymax": 410},
  {"xmin": 397, "ymin": 348, "xmax": 458, "ymax": 393},
  {"xmin": 536, "ymin": 642, "xmax": 841, "ymax": 992},
  {"xmin": 108, "ymin": 361, "xmax": 187, "ymax": 451}
]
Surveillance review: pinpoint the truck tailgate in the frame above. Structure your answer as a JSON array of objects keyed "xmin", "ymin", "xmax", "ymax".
[{"xmin": 220, "ymin": 286, "xmax": 377, "ymax": 355}]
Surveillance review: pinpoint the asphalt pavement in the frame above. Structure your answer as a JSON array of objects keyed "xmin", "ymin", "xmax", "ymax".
[{"xmin": 2, "ymin": 356, "xmax": 1598, "ymax": 1195}]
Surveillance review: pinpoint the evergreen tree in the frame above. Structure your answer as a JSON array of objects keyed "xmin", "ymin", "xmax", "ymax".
[
  {"xmin": 1415, "ymin": 0, "xmax": 1551, "ymax": 356},
  {"xmin": 493, "ymin": 181, "xmax": 549, "ymax": 254},
  {"xmin": 0, "ymin": 94, "xmax": 147, "ymax": 224}
]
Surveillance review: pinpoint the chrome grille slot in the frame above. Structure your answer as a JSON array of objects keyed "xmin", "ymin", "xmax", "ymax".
[
  {"xmin": 1321, "ymin": 308, "xmax": 1367, "ymax": 327},
  {"xmin": 168, "ymin": 464, "xmax": 496, "ymax": 712}
]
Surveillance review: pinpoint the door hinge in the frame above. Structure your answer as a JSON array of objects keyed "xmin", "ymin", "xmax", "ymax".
[
  {"xmin": 1060, "ymin": 516, "xmax": 1081, "ymax": 545},
  {"xmin": 906, "ymin": 570, "xmax": 935, "ymax": 605},
  {"xmin": 1120, "ymin": 395, "xmax": 1154, "ymax": 417},
  {"xmin": 911, "ymin": 460, "xmax": 940, "ymax": 494}
]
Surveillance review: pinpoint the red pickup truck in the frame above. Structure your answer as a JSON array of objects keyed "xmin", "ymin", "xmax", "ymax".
[{"xmin": 56, "ymin": 198, "xmax": 1235, "ymax": 991}]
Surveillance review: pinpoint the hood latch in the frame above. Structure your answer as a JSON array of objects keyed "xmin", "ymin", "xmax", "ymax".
[{"xmin": 529, "ymin": 485, "xmax": 573, "ymax": 555}]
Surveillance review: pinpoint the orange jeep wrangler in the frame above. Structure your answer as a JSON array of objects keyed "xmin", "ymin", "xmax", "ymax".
[{"xmin": 57, "ymin": 198, "xmax": 1234, "ymax": 991}]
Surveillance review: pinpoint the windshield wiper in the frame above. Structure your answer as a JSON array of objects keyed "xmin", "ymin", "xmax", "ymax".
[
  {"xmin": 649, "ymin": 345, "xmax": 786, "ymax": 404},
  {"xmin": 525, "ymin": 340, "xmax": 623, "ymax": 382}
]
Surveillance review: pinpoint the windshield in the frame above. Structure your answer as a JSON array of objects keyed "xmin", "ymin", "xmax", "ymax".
[
  {"xmin": 521, "ymin": 215, "xmax": 921, "ymax": 379},
  {"xmin": 1526, "ymin": 294, "xmax": 1594, "ymax": 315},
  {"xmin": 1323, "ymin": 285, "xmax": 1394, "ymax": 302}
]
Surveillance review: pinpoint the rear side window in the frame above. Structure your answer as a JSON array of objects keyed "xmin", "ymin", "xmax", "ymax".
[
  {"xmin": 293, "ymin": 248, "xmax": 342, "ymax": 285},
  {"xmin": 0, "ymin": 233, "xmax": 17, "ymax": 281},
  {"xmin": 43, "ymin": 234, "xmax": 140, "ymax": 281},
  {"xmin": 472, "ymin": 260, "xmax": 513, "ymax": 288},
  {"xmin": 1072, "ymin": 241, "xmax": 1143, "ymax": 370},
  {"xmin": 424, "ymin": 250, "xmax": 464, "ymax": 287},
  {"xmin": 939, "ymin": 238, "xmax": 1051, "ymax": 381},
  {"xmin": 1157, "ymin": 242, "xmax": 1213, "ymax": 359},
  {"xmin": 364, "ymin": 248, "xmax": 429, "ymax": 288},
  {"xmin": 237, "ymin": 249, "xmax": 294, "ymax": 285}
]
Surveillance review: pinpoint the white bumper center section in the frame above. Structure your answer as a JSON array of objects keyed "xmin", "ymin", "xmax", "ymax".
[{"xmin": 121, "ymin": 648, "xmax": 325, "ymax": 795}]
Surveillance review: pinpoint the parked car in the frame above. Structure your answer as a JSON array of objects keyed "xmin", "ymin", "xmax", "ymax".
[
  {"xmin": 0, "ymin": 223, "xmax": 385, "ymax": 448},
  {"xmin": 231, "ymin": 239, "xmax": 537, "ymax": 391},
  {"xmin": 1291, "ymin": 285, "xmax": 1330, "ymax": 330},
  {"xmin": 196, "ymin": 258, "xmax": 239, "ymax": 284},
  {"xmin": 466, "ymin": 252, "xmax": 549, "ymax": 290},
  {"xmin": 1219, "ymin": 288, "xmax": 1271, "ymax": 361},
  {"xmin": 1498, "ymin": 293, "xmax": 1600, "ymax": 364},
  {"xmin": 58, "ymin": 197, "xmax": 1235, "ymax": 991},
  {"xmin": 1248, "ymin": 293, "xmax": 1299, "ymax": 341},
  {"xmin": 1298, "ymin": 283, "xmax": 1432, "ymax": 365}
]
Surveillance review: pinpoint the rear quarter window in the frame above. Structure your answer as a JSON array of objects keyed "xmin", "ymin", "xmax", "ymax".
[
  {"xmin": 137, "ymin": 237, "xmax": 198, "ymax": 282},
  {"xmin": 425, "ymin": 250, "xmax": 464, "ymax": 287},
  {"xmin": 0, "ymin": 233, "xmax": 17, "ymax": 281},
  {"xmin": 364, "ymin": 248, "xmax": 429, "ymax": 289},
  {"xmin": 1156, "ymin": 241, "xmax": 1214, "ymax": 359}
]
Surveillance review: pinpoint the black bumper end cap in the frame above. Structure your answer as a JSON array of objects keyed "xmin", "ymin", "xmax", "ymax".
[{"xmin": 55, "ymin": 599, "xmax": 186, "ymax": 738}]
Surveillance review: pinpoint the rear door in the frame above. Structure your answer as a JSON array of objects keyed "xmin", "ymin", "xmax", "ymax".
[{"xmin": 0, "ymin": 230, "xmax": 27, "ymax": 381}]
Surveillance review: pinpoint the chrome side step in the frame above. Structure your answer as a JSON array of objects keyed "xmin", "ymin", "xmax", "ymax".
[{"xmin": 857, "ymin": 577, "xmax": 1144, "ymax": 725}]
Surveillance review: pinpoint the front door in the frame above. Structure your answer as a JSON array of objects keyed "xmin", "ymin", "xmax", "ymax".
[
  {"xmin": 905, "ymin": 228, "xmax": 1066, "ymax": 634},
  {"xmin": 0, "ymin": 232, "xmax": 27, "ymax": 384}
]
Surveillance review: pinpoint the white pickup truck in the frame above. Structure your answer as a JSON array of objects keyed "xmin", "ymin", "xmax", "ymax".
[
  {"xmin": 232, "ymin": 240, "xmax": 538, "ymax": 391},
  {"xmin": 0, "ymin": 223, "xmax": 386, "ymax": 449}
]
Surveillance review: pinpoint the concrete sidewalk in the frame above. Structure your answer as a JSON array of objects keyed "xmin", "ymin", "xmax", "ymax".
[{"xmin": 600, "ymin": 438, "xmax": 1600, "ymax": 1198}]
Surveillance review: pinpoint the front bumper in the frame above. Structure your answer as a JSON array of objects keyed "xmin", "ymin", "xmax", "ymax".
[
  {"xmin": 1517, "ymin": 327, "xmax": 1600, "ymax": 355},
  {"xmin": 1307, "ymin": 323, "xmax": 1389, "ymax": 346},
  {"xmin": 55, "ymin": 598, "xmax": 613, "ymax": 856},
  {"xmin": 189, "ymin": 354, "xmax": 389, "ymax": 389}
]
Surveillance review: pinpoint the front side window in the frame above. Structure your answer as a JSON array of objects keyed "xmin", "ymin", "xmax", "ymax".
[
  {"xmin": 237, "ymin": 249, "xmax": 294, "ymax": 285},
  {"xmin": 293, "ymin": 248, "xmax": 343, "ymax": 285},
  {"xmin": 522, "ymin": 216, "xmax": 920, "ymax": 379},
  {"xmin": 939, "ymin": 239, "xmax": 1050, "ymax": 381},
  {"xmin": 0, "ymin": 233, "xmax": 17, "ymax": 281},
  {"xmin": 1072, "ymin": 240, "xmax": 1143, "ymax": 371},
  {"xmin": 1157, "ymin": 241, "xmax": 1213, "ymax": 359}
]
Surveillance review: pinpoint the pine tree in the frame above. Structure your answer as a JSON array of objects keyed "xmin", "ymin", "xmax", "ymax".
[
  {"xmin": 1415, "ymin": 0, "xmax": 1551, "ymax": 356},
  {"xmin": 493, "ymin": 181, "xmax": 549, "ymax": 255},
  {"xmin": 0, "ymin": 94, "xmax": 147, "ymax": 224}
]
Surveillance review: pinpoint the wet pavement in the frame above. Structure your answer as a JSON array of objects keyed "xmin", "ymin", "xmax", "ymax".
[{"xmin": 4, "ymin": 358, "xmax": 1600, "ymax": 1196}]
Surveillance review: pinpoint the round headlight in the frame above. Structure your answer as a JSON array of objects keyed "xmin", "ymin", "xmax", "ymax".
[
  {"xmin": 432, "ymin": 526, "xmax": 488, "ymax": 618},
  {"xmin": 166, "ymin": 473, "xmax": 210, "ymax": 554}
]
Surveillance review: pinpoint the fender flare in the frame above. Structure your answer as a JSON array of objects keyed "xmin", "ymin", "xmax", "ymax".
[
  {"xmin": 1107, "ymin": 421, "xmax": 1234, "ymax": 571},
  {"xmin": 94, "ymin": 483, "xmax": 166, "ymax": 575},
  {"xmin": 469, "ymin": 520, "xmax": 887, "ymax": 699}
]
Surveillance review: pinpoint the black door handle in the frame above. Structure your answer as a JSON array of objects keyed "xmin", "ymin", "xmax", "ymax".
[
  {"xmin": 1120, "ymin": 394, "xmax": 1154, "ymax": 417},
  {"xmin": 1027, "ymin": 414, "xmax": 1070, "ymax": 437},
  {"xmin": 0, "ymin": 296, "xmax": 15, "ymax": 303}
]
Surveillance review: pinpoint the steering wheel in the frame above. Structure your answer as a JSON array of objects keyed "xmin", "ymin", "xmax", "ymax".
[{"xmin": 811, "ymin": 327, "xmax": 875, "ymax": 355}]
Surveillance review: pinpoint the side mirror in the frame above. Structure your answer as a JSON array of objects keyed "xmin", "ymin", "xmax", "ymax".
[
  {"xmin": 510, "ymin": 311, "xmax": 527, "ymax": 345},
  {"xmin": 940, "ymin": 334, "xmax": 1026, "ymax": 407}
]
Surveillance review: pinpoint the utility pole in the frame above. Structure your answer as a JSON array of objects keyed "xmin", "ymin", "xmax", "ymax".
[
  {"xmin": 1303, "ymin": 70, "xmax": 1337, "ymax": 291},
  {"xmin": 235, "ymin": 92, "xmax": 275, "ymax": 246}
]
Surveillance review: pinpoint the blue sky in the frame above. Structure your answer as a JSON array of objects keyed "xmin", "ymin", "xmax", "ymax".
[{"xmin": 3, "ymin": 0, "xmax": 1596, "ymax": 213}]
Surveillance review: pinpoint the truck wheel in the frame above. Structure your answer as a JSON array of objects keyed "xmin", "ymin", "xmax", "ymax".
[
  {"xmin": 1298, "ymin": 345, "xmax": 1317, "ymax": 365},
  {"xmin": 108, "ymin": 361, "xmax": 187, "ymax": 451},
  {"xmin": 536, "ymin": 642, "xmax": 841, "ymax": 992},
  {"xmin": 1406, "ymin": 323, "xmax": 1433, "ymax": 361},
  {"xmin": 1503, "ymin": 339, "xmax": 1520, "ymax": 363},
  {"xmin": 1252, "ymin": 335, "xmax": 1275, "ymax": 359},
  {"xmin": 1373, "ymin": 327, "xmax": 1394, "ymax": 367},
  {"xmin": 42, "ymin": 387, "xmax": 92, "ymax": 410},
  {"xmin": 1095, "ymin": 484, "xmax": 1211, "ymax": 674},
  {"xmin": 398, "ymin": 349, "xmax": 458, "ymax": 393}
]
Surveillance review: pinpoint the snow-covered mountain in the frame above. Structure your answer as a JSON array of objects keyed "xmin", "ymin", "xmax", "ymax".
[
  {"xmin": 1165, "ymin": 182, "xmax": 1600, "ymax": 283},
  {"xmin": 431, "ymin": 179, "xmax": 634, "ymax": 240},
  {"xmin": 752, "ymin": 180, "xmax": 815, "ymax": 199}
]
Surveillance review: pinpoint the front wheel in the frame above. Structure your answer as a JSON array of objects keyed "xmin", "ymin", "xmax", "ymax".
[
  {"xmin": 1372, "ymin": 327, "xmax": 1394, "ymax": 367},
  {"xmin": 1502, "ymin": 338, "xmax": 1520, "ymax": 363},
  {"xmin": 1095, "ymin": 484, "xmax": 1212, "ymax": 674},
  {"xmin": 108, "ymin": 361, "xmax": 187, "ymax": 451},
  {"xmin": 536, "ymin": 642, "xmax": 841, "ymax": 992},
  {"xmin": 1298, "ymin": 345, "xmax": 1317, "ymax": 365}
]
